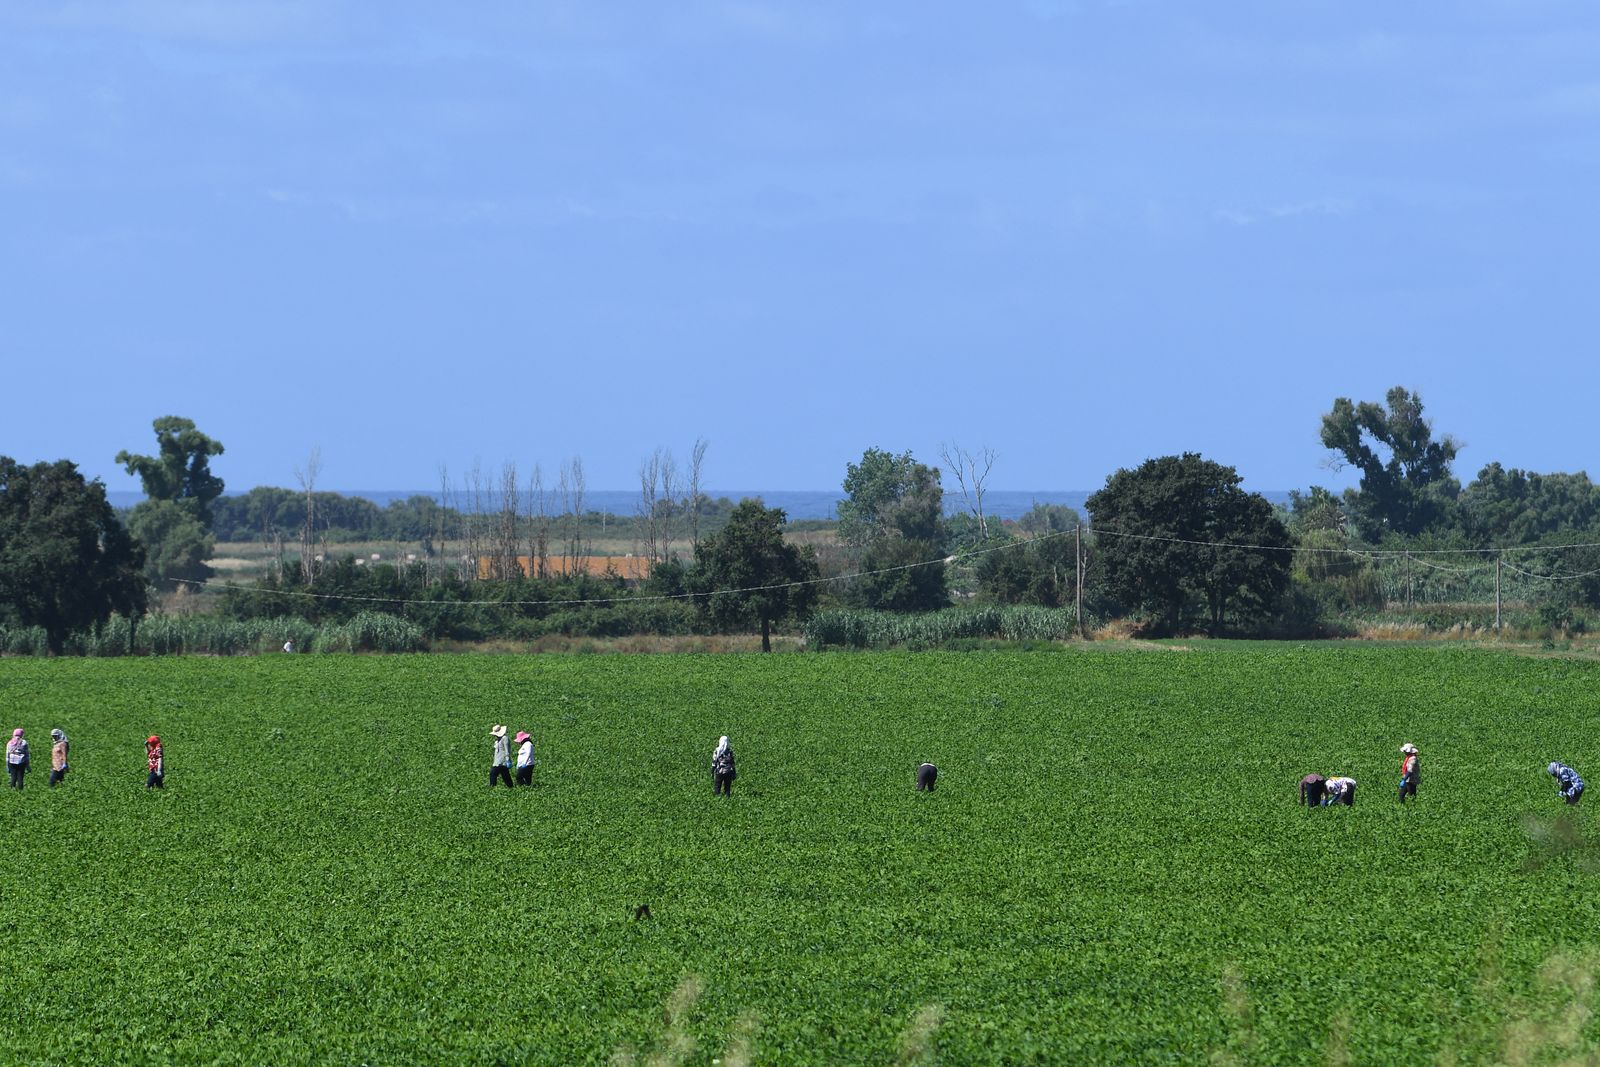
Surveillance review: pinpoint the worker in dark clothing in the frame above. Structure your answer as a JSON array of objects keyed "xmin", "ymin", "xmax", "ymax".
[
  {"xmin": 917, "ymin": 763, "xmax": 938, "ymax": 792},
  {"xmin": 712, "ymin": 735, "xmax": 737, "ymax": 796},
  {"xmin": 1299, "ymin": 773, "xmax": 1326, "ymax": 807}
]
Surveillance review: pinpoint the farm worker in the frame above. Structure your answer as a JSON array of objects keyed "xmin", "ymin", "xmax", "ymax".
[
  {"xmin": 514, "ymin": 731, "xmax": 535, "ymax": 787},
  {"xmin": 146, "ymin": 736, "xmax": 164, "ymax": 789},
  {"xmin": 1549, "ymin": 762, "xmax": 1585, "ymax": 805},
  {"xmin": 1299, "ymin": 773, "xmax": 1326, "ymax": 807},
  {"xmin": 1398, "ymin": 744, "xmax": 1420, "ymax": 803},
  {"xmin": 1322, "ymin": 776, "xmax": 1356, "ymax": 807},
  {"xmin": 917, "ymin": 763, "xmax": 938, "ymax": 792},
  {"xmin": 489, "ymin": 725, "xmax": 513, "ymax": 788},
  {"xmin": 48, "ymin": 729, "xmax": 69, "ymax": 787},
  {"xmin": 6, "ymin": 728, "xmax": 29, "ymax": 790},
  {"xmin": 712, "ymin": 736, "xmax": 737, "ymax": 796},
  {"xmin": 282, "ymin": 638, "xmax": 295, "ymax": 653}
]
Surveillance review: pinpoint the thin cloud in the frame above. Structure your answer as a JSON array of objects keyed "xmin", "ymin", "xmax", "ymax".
[
  {"xmin": 5, "ymin": 0, "xmax": 333, "ymax": 46},
  {"xmin": 1213, "ymin": 198, "xmax": 1356, "ymax": 226}
]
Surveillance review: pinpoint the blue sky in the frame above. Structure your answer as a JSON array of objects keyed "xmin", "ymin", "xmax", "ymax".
[{"xmin": 4, "ymin": 1, "xmax": 1597, "ymax": 495}]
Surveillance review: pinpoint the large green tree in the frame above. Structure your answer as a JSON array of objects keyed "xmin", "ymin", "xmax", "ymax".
[
  {"xmin": 0, "ymin": 458, "xmax": 147, "ymax": 654},
  {"xmin": 837, "ymin": 448, "xmax": 948, "ymax": 612},
  {"xmin": 1087, "ymin": 453, "xmax": 1291, "ymax": 635},
  {"xmin": 693, "ymin": 499, "xmax": 820, "ymax": 652},
  {"xmin": 1319, "ymin": 387, "xmax": 1459, "ymax": 538},
  {"xmin": 116, "ymin": 416, "xmax": 226, "ymax": 524},
  {"xmin": 117, "ymin": 416, "xmax": 225, "ymax": 589}
]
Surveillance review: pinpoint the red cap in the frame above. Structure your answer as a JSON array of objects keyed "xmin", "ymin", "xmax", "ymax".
[{"xmin": 146, "ymin": 735, "xmax": 160, "ymax": 746}]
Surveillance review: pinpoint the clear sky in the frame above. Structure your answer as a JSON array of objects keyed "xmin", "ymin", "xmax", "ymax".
[{"xmin": 4, "ymin": 1, "xmax": 1596, "ymax": 496}]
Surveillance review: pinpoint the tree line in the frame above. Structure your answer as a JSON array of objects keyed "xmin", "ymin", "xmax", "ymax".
[{"xmin": 7, "ymin": 387, "xmax": 1600, "ymax": 654}]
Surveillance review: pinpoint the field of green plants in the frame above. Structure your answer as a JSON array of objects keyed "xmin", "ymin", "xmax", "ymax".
[{"xmin": 2, "ymin": 646, "xmax": 1598, "ymax": 1064}]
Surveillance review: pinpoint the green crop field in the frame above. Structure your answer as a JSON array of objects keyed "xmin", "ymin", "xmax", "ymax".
[{"xmin": 2, "ymin": 646, "xmax": 1598, "ymax": 1064}]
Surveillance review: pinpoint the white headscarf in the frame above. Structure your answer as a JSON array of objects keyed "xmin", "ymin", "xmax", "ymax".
[{"xmin": 714, "ymin": 735, "xmax": 730, "ymax": 759}]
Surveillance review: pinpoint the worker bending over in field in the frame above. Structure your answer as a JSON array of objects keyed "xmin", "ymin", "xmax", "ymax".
[
  {"xmin": 1398, "ymin": 744, "xmax": 1420, "ymax": 803},
  {"xmin": 514, "ymin": 731, "xmax": 535, "ymax": 787},
  {"xmin": 489, "ymin": 725, "xmax": 513, "ymax": 788},
  {"xmin": 712, "ymin": 735, "xmax": 737, "ymax": 796},
  {"xmin": 1299, "ymin": 773, "xmax": 1326, "ymax": 806},
  {"xmin": 6, "ymin": 728, "xmax": 29, "ymax": 790},
  {"xmin": 1549, "ymin": 762, "xmax": 1585, "ymax": 805},
  {"xmin": 145, "ymin": 735, "xmax": 164, "ymax": 789},
  {"xmin": 48, "ymin": 729, "xmax": 69, "ymax": 787},
  {"xmin": 1323, "ymin": 776, "xmax": 1356, "ymax": 806},
  {"xmin": 917, "ymin": 762, "xmax": 938, "ymax": 792}
]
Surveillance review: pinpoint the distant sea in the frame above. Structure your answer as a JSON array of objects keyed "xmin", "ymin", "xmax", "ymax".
[{"xmin": 110, "ymin": 488, "xmax": 1293, "ymax": 521}]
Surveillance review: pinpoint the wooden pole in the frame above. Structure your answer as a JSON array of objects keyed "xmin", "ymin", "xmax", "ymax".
[
  {"xmin": 1495, "ymin": 552, "xmax": 1502, "ymax": 633},
  {"xmin": 1076, "ymin": 524, "xmax": 1086, "ymax": 640},
  {"xmin": 1405, "ymin": 552, "xmax": 1413, "ymax": 609}
]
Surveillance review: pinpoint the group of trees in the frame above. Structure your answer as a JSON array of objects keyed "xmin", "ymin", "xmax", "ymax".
[{"xmin": 10, "ymin": 385, "xmax": 1600, "ymax": 653}]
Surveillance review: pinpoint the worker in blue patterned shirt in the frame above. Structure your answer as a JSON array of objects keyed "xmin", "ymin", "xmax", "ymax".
[{"xmin": 1548, "ymin": 762, "xmax": 1585, "ymax": 805}]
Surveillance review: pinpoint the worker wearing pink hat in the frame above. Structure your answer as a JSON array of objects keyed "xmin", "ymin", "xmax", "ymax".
[
  {"xmin": 6, "ymin": 728, "xmax": 29, "ymax": 790},
  {"xmin": 514, "ymin": 731, "xmax": 536, "ymax": 787}
]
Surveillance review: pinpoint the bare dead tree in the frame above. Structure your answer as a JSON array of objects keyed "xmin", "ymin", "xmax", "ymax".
[
  {"xmin": 560, "ymin": 456, "xmax": 587, "ymax": 573},
  {"xmin": 941, "ymin": 442, "xmax": 998, "ymax": 541},
  {"xmin": 528, "ymin": 462, "xmax": 550, "ymax": 580},
  {"xmin": 659, "ymin": 449, "xmax": 680, "ymax": 564},
  {"xmin": 494, "ymin": 461, "xmax": 522, "ymax": 580},
  {"xmin": 465, "ymin": 460, "xmax": 488, "ymax": 580},
  {"xmin": 267, "ymin": 521, "xmax": 285, "ymax": 581},
  {"xmin": 294, "ymin": 448, "xmax": 321, "ymax": 583},
  {"xmin": 687, "ymin": 437, "xmax": 709, "ymax": 553},
  {"xmin": 635, "ymin": 451, "xmax": 660, "ymax": 566}
]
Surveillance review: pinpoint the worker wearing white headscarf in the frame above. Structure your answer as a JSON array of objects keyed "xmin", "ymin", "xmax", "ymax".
[
  {"xmin": 712, "ymin": 735, "xmax": 736, "ymax": 796},
  {"xmin": 1323, "ymin": 776, "xmax": 1356, "ymax": 807}
]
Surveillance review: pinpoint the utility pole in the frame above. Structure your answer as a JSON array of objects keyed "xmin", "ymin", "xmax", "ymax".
[
  {"xmin": 1076, "ymin": 524, "xmax": 1086, "ymax": 640},
  {"xmin": 1405, "ymin": 552, "xmax": 1413, "ymax": 609},
  {"xmin": 1495, "ymin": 552, "xmax": 1502, "ymax": 634}
]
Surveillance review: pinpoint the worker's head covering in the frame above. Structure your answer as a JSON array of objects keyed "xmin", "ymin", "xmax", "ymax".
[
  {"xmin": 490, "ymin": 724, "xmax": 507, "ymax": 739},
  {"xmin": 1401, "ymin": 743, "xmax": 1417, "ymax": 754},
  {"xmin": 1550, "ymin": 762, "xmax": 1562, "ymax": 776},
  {"xmin": 11, "ymin": 728, "xmax": 21, "ymax": 738},
  {"xmin": 514, "ymin": 731, "xmax": 530, "ymax": 744},
  {"xmin": 50, "ymin": 729, "xmax": 64, "ymax": 742},
  {"xmin": 147, "ymin": 735, "xmax": 160, "ymax": 747},
  {"xmin": 714, "ymin": 735, "xmax": 730, "ymax": 758}
]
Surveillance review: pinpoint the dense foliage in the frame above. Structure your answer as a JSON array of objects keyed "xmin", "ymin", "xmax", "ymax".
[
  {"xmin": 0, "ymin": 458, "xmax": 146, "ymax": 654},
  {"xmin": 693, "ymin": 501, "xmax": 819, "ymax": 651},
  {"xmin": 1088, "ymin": 453, "xmax": 1292, "ymax": 634},
  {"xmin": 838, "ymin": 448, "xmax": 948, "ymax": 612},
  {"xmin": 117, "ymin": 417, "xmax": 227, "ymax": 590},
  {"xmin": 1320, "ymin": 387, "xmax": 1461, "ymax": 538},
  {"xmin": 2, "ymin": 647, "xmax": 1599, "ymax": 1062}
]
